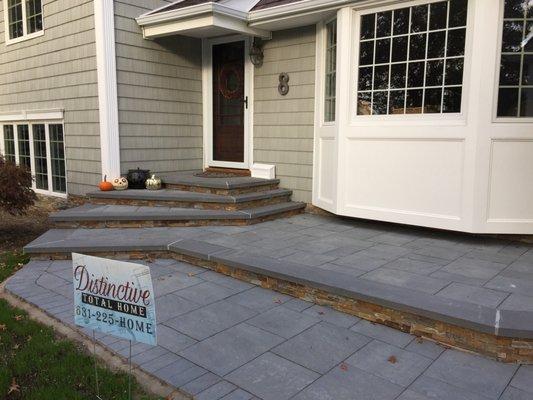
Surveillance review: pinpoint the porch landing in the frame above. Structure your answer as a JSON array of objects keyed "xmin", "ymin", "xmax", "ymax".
[{"xmin": 24, "ymin": 214, "xmax": 533, "ymax": 362}]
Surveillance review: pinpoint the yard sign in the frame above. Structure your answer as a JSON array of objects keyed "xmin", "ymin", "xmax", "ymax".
[{"xmin": 72, "ymin": 253, "xmax": 157, "ymax": 345}]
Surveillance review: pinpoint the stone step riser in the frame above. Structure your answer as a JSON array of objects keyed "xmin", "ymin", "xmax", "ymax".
[
  {"xmin": 88, "ymin": 194, "xmax": 292, "ymax": 210},
  {"xmin": 27, "ymin": 248, "xmax": 533, "ymax": 364},
  {"xmin": 165, "ymin": 183, "xmax": 280, "ymax": 195},
  {"xmin": 50, "ymin": 208, "xmax": 304, "ymax": 229}
]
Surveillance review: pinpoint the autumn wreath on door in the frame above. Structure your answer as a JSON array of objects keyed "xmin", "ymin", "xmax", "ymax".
[{"xmin": 218, "ymin": 63, "xmax": 243, "ymax": 100}]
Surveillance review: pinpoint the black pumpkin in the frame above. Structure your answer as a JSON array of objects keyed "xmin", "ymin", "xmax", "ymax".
[{"xmin": 127, "ymin": 168, "xmax": 150, "ymax": 189}]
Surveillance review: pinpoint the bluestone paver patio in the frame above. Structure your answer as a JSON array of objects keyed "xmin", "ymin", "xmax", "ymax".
[{"xmin": 6, "ymin": 257, "xmax": 533, "ymax": 400}]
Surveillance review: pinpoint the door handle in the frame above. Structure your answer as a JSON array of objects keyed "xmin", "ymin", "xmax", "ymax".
[{"xmin": 242, "ymin": 96, "xmax": 248, "ymax": 109}]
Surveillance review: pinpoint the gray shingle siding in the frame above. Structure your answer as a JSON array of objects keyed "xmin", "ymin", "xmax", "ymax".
[
  {"xmin": 0, "ymin": 0, "xmax": 100, "ymax": 196},
  {"xmin": 253, "ymin": 25, "xmax": 316, "ymax": 203},
  {"xmin": 114, "ymin": 0, "xmax": 203, "ymax": 176}
]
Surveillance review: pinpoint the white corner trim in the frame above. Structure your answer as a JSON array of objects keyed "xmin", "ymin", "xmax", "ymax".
[
  {"xmin": 94, "ymin": 0, "xmax": 121, "ymax": 179},
  {"xmin": 0, "ymin": 109, "xmax": 64, "ymax": 122}
]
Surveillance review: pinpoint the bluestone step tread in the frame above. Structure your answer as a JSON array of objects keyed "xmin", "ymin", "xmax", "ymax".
[
  {"xmin": 87, "ymin": 188, "xmax": 292, "ymax": 203},
  {"xmin": 161, "ymin": 171, "xmax": 279, "ymax": 189},
  {"xmin": 50, "ymin": 202, "xmax": 306, "ymax": 222}
]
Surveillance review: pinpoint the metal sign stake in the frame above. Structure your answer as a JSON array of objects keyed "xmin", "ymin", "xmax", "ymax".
[
  {"xmin": 93, "ymin": 329, "xmax": 102, "ymax": 400},
  {"xmin": 128, "ymin": 340, "xmax": 132, "ymax": 400}
]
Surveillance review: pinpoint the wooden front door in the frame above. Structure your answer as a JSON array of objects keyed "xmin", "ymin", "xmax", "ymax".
[{"xmin": 212, "ymin": 41, "xmax": 245, "ymax": 163}]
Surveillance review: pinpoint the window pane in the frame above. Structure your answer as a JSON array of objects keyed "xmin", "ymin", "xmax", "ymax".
[
  {"xmin": 3, "ymin": 125, "xmax": 16, "ymax": 163},
  {"xmin": 504, "ymin": 0, "xmax": 526, "ymax": 18},
  {"xmin": 520, "ymin": 88, "xmax": 533, "ymax": 117},
  {"xmin": 359, "ymin": 67, "xmax": 373, "ymax": 91},
  {"xmin": 429, "ymin": 2, "xmax": 448, "ymax": 30},
  {"xmin": 447, "ymin": 29, "xmax": 466, "ymax": 56},
  {"xmin": 374, "ymin": 65, "xmax": 389, "ymax": 89},
  {"xmin": 445, "ymin": 58, "xmax": 464, "ymax": 85},
  {"xmin": 17, "ymin": 125, "xmax": 31, "ymax": 170},
  {"xmin": 499, "ymin": 55, "xmax": 521, "ymax": 85},
  {"xmin": 32, "ymin": 124, "xmax": 48, "ymax": 190},
  {"xmin": 356, "ymin": 0, "xmax": 468, "ymax": 116},
  {"xmin": 449, "ymin": 0, "xmax": 468, "ymax": 27},
  {"xmin": 443, "ymin": 87, "xmax": 462, "ymax": 113},
  {"xmin": 373, "ymin": 92, "xmax": 388, "ymax": 114},
  {"xmin": 409, "ymin": 34, "xmax": 427, "ymax": 60},
  {"xmin": 424, "ymin": 88, "xmax": 443, "ymax": 113},
  {"xmin": 498, "ymin": 88, "xmax": 519, "ymax": 117},
  {"xmin": 393, "ymin": 8, "xmax": 409, "ymax": 35},
  {"xmin": 427, "ymin": 31, "xmax": 446, "ymax": 58},
  {"xmin": 357, "ymin": 92, "xmax": 372, "ymax": 115},
  {"xmin": 426, "ymin": 59, "xmax": 444, "ymax": 86},
  {"xmin": 361, "ymin": 14, "xmax": 375, "ymax": 39},
  {"xmin": 406, "ymin": 89, "xmax": 423, "ymax": 113},
  {"xmin": 389, "ymin": 90, "xmax": 405, "ymax": 114},
  {"xmin": 392, "ymin": 36, "xmax": 408, "ymax": 62},
  {"xmin": 502, "ymin": 21, "xmax": 524, "ymax": 53},
  {"xmin": 376, "ymin": 11, "xmax": 392, "ymax": 38},
  {"xmin": 50, "ymin": 124, "xmax": 66, "ymax": 193},
  {"xmin": 359, "ymin": 41, "xmax": 374, "ymax": 65},
  {"xmin": 411, "ymin": 5, "xmax": 428, "ymax": 33},
  {"xmin": 522, "ymin": 54, "xmax": 532, "ymax": 85},
  {"xmin": 375, "ymin": 38, "xmax": 391, "ymax": 63}
]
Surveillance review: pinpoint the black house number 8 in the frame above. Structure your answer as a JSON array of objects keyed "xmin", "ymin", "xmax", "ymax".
[{"xmin": 278, "ymin": 73, "xmax": 289, "ymax": 96}]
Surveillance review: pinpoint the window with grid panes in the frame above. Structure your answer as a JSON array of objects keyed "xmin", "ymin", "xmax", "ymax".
[
  {"xmin": 497, "ymin": 0, "xmax": 533, "ymax": 117},
  {"xmin": 356, "ymin": 0, "xmax": 468, "ymax": 115},
  {"xmin": 325, "ymin": 19, "xmax": 337, "ymax": 122},
  {"xmin": 3, "ymin": 125, "xmax": 16, "ymax": 163},
  {"xmin": 6, "ymin": 0, "xmax": 43, "ymax": 41}
]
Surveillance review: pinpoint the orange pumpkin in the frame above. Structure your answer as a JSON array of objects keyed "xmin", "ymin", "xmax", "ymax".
[{"xmin": 99, "ymin": 175, "xmax": 114, "ymax": 191}]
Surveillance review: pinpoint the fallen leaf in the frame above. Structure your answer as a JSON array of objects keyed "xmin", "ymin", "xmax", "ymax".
[
  {"xmin": 0, "ymin": 324, "xmax": 6, "ymax": 332},
  {"xmin": 12, "ymin": 344, "xmax": 19, "ymax": 350},
  {"xmin": 340, "ymin": 362, "xmax": 349, "ymax": 371},
  {"xmin": 26, "ymin": 336, "xmax": 32, "ymax": 342},
  {"xmin": 273, "ymin": 298, "xmax": 282, "ymax": 304},
  {"xmin": 388, "ymin": 355, "xmax": 397, "ymax": 364},
  {"xmin": 14, "ymin": 315, "xmax": 24, "ymax": 321},
  {"xmin": 318, "ymin": 311, "xmax": 325, "ymax": 315},
  {"xmin": 7, "ymin": 378, "xmax": 20, "ymax": 394},
  {"xmin": 416, "ymin": 337, "xmax": 423, "ymax": 344},
  {"xmin": 187, "ymin": 272, "xmax": 194, "ymax": 277}
]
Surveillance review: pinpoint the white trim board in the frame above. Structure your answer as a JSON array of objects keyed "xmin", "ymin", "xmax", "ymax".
[
  {"xmin": 0, "ymin": 109, "xmax": 64, "ymax": 122},
  {"xmin": 94, "ymin": 0, "xmax": 121, "ymax": 179}
]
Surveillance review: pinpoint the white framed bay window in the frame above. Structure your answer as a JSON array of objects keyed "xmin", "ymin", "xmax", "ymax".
[
  {"xmin": 0, "ymin": 120, "xmax": 66, "ymax": 196},
  {"xmin": 354, "ymin": 0, "xmax": 469, "ymax": 117},
  {"xmin": 3, "ymin": 0, "xmax": 44, "ymax": 45}
]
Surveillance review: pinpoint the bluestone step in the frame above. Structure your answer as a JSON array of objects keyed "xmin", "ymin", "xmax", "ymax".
[{"xmin": 49, "ymin": 202, "xmax": 306, "ymax": 227}]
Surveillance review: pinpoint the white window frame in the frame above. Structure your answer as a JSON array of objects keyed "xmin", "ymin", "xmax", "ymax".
[
  {"xmin": 323, "ymin": 17, "xmax": 338, "ymax": 125},
  {"xmin": 492, "ymin": 0, "xmax": 533, "ymax": 123},
  {"xmin": 0, "ymin": 120, "xmax": 67, "ymax": 198},
  {"xmin": 3, "ymin": 0, "xmax": 44, "ymax": 46},
  {"xmin": 350, "ymin": 0, "xmax": 473, "ymax": 125}
]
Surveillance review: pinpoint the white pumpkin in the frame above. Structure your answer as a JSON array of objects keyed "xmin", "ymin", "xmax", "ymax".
[{"xmin": 112, "ymin": 177, "xmax": 128, "ymax": 190}]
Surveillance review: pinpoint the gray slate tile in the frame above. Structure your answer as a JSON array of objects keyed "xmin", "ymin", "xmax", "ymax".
[
  {"xmin": 198, "ymin": 270, "xmax": 254, "ymax": 291},
  {"xmin": 156, "ymin": 358, "xmax": 207, "ymax": 387},
  {"xmin": 196, "ymin": 381, "xmax": 237, "ymax": 400},
  {"xmin": 220, "ymin": 389, "xmax": 254, "ymax": 400},
  {"xmin": 436, "ymin": 283, "xmax": 509, "ymax": 307},
  {"xmin": 440, "ymin": 257, "xmax": 508, "ymax": 282},
  {"xmin": 282, "ymin": 298, "xmax": 314, "ymax": 312},
  {"xmin": 174, "ymin": 281, "xmax": 242, "ymax": 306},
  {"xmin": 361, "ymin": 268, "xmax": 449, "ymax": 294},
  {"xmin": 499, "ymin": 294, "xmax": 533, "ymax": 311},
  {"xmin": 500, "ymin": 387, "xmax": 533, "ymax": 400},
  {"xmin": 155, "ymin": 293, "xmax": 201, "ymax": 322},
  {"xmin": 350, "ymin": 320, "xmax": 413, "ymax": 347},
  {"xmin": 165, "ymin": 300, "xmax": 257, "ymax": 340},
  {"xmin": 292, "ymin": 362, "xmax": 403, "ymax": 400},
  {"xmin": 346, "ymin": 340, "xmax": 432, "ymax": 387},
  {"xmin": 385, "ymin": 257, "xmax": 444, "ymax": 275},
  {"xmin": 405, "ymin": 338, "xmax": 446, "ymax": 360},
  {"xmin": 227, "ymin": 286, "xmax": 292, "ymax": 312},
  {"xmin": 157, "ymin": 324, "xmax": 197, "ymax": 353},
  {"xmin": 246, "ymin": 307, "xmax": 319, "ymax": 339},
  {"xmin": 510, "ymin": 365, "xmax": 533, "ymax": 394},
  {"xmin": 152, "ymin": 272, "xmax": 203, "ymax": 297},
  {"xmin": 424, "ymin": 350, "xmax": 518, "ymax": 399},
  {"xmin": 181, "ymin": 372, "xmax": 222, "ymax": 396},
  {"xmin": 302, "ymin": 305, "xmax": 360, "ymax": 328},
  {"xmin": 272, "ymin": 322, "xmax": 371, "ymax": 374},
  {"xmin": 226, "ymin": 353, "xmax": 319, "ymax": 400},
  {"xmin": 179, "ymin": 323, "xmax": 284, "ymax": 376},
  {"xmin": 485, "ymin": 275, "xmax": 533, "ymax": 297},
  {"xmin": 408, "ymin": 375, "xmax": 488, "ymax": 400}
]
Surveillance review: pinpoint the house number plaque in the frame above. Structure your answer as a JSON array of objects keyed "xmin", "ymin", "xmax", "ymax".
[{"xmin": 278, "ymin": 72, "xmax": 289, "ymax": 96}]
